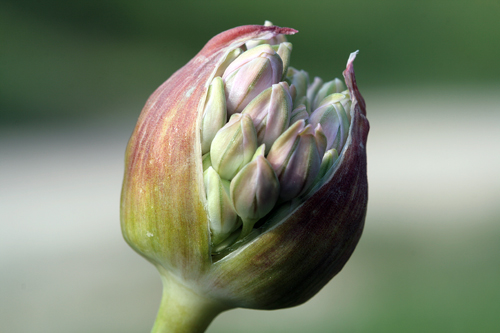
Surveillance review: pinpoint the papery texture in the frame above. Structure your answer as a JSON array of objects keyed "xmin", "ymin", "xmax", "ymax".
[{"xmin": 121, "ymin": 25, "xmax": 297, "ymax": 281}]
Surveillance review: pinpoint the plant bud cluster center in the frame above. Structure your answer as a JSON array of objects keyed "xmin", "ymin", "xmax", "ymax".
[{"xmin": 200, "ymin": 24, "xmax": 352, "ymax": 252}]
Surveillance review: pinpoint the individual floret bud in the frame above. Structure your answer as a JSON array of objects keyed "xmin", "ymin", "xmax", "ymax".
[
  {"xmin": 213, "ymin": 48, "xmax": 244, "ymax": 77},
  {"xmin": 230, "ymin": 144, "xmax": 280, "ymax": 239},
  {"xmin": 204, "ymin": 167, "xmax": 240, "ymax": 246},
  {"xmin": 312, "ymin": 78, "xmax": 345, "ymax": 111},
  {"xmin": 305, "ymin": 148, "xmax": 340, "ymax": 194},
  {"xmin": 272, "ymin": 42, "xmax": 293, "ymax": 80},
  {"xmin": 242, "ymin": 82, "xmax": 292, "ymax": 153},
  {"xmin": 202, "ymin": 152, "xmax": 212, "ymax": 171},
  {"xmin": 201, "ymin": 77, "xmax": 227, "ymax": 154},
  {"xmin": 289, "ymin": 104, "xmax": 309, "ymax": 124},
  {"xmin": 267, "ymin": 121, "xmax": 322, "ymax": 201},
  {"xmin": 245, "ymin": 21, "xmax": 288, "ymax": 49},
  {"xmin": 287, "ymin": 67, "xmax": 309, "ymax": 103},
  {"xmin": 210, "ymin": 113, "xmax": 258, "ymax": 180},
  {"xmin": 307, "ymin": 77, "xmax": 324, "ymax": 107},
  {"xmin": 309, "ymin": 98, "xmax": 350, "ymax": 152},
  {"xmin": 222, "ymin": 44, "xmax": 283, "ymax": 115}
]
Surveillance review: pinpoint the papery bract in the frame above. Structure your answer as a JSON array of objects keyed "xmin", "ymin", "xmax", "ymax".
[{"xmin": 121, "ymin": 24, "xmax": 368, "ymax": 332}]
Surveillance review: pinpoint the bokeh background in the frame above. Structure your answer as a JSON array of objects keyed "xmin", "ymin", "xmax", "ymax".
[{"xmin": 1, "ymin": 1, "xmax": 499, "ymax": 332}]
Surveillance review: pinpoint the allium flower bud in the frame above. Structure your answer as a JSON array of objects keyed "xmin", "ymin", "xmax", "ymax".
[
  {"xmin": 230, "ymin": 145, "xmax": 280, "ymax": 239},
  {"xmin": 201, "ymin": 77, "xmax": 226, "ymax": 154},
  {"xmin": 222, "ymin": 44, "xmax": 283, "ymax": 115},
  {"xmin": 204, "ymin": 167, "xmax": 240, "ymax": 246},
  {"xmin": 242, "ymin": 82, "xmax": 292, "ymax": 153},
  {"xmin": 121, "ymin": 24, "xmax": 368, "ymax": 333},
  {"xmin": 210, "ymin": 113, "xmax": 258, "ymax": 180},
  {"xmin": 267, "ymin": 121, "xmax": 323, "ymax": 201}
]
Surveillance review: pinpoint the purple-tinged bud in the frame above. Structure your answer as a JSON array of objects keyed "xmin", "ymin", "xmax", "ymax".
[
  {"xmin": 267, "ymin": 122, "xmax": 322, "ymax": 201},
  {"xmin": 230, "ymin": 144, "xmax": 280, "ymax": 239},
  {"xmin": 242, "ymin": 82, "xmax": 292, "ymax": 153},
  {"xmin": 222, "ymin": 44, "xmax": 283, "ymax": 115},
  {"xmin": 289, "ymin": 104, "xmax": 309, "ymax": 124},
  {"xmin": 309, "ymin": 97, "xmax": 350, "ymax": 152}
]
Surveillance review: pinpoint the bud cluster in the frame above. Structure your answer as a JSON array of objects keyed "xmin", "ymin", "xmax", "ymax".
[{"xmin": 201, "ymin": 23, "xmax": 352, "ymax": 250}]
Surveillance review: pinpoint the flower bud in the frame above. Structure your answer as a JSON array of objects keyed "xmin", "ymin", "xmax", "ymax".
[
  {"xmin": 121, "ymin": 24, "xmax": 368, "ymax": 330},
  {"xmin": 204, "ymin": 167, "xmax": 240, "ymax": 246},
  {"xmin": 242, "ymin": 82, "xmax": 292, "ymax": 153},
  {"xmin": 274, "ymin": 42, "xmax": 293, "ymax": 80},
  {"xmin": 309, "ymin": 97, "xmax": 350, "ymax": 152},
  {"xmin": 223, "ymin": 44, "xmax": 283, "ymax": 115},
  {"xmin": 210, "ymin": 113, "xmax": 258, "ymax": 180},
  {"xmin": 267, "ymin": 121, "xmax": 322, "ymax": 201},
  {"xmin": 201, "ymin": 77, "xmax": 226, "ymax": 154},
  {"xmin": 230, "ymin": 145, "xmax": 280, "ymax": 239},
  {"xmin": 306, "ymin": 76, "xmax": 323, "ymax": 107},
  {"xmin": 202, "ymin": 152, "xmax": 212, "ymax": 171},
  {"xmin": 287, "ymin": 67, "xmax": 309, "ymax": 103},
  {"xmin": 289, "ymin": 103, "xmax": 309, "ymax": 124},
  {"xmin": 311, "ymin": 78, "xmax": 345, "ymax": 111}
]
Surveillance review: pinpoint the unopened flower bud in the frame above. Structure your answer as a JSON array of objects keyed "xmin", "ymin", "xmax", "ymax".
[
  {"xmin": 230, "ymin": 144, "xmax": 280, "ymax": 239},
  {"xmin": 309, "ymin": 98, "xmax": 350, "ymax": 152},
  {"xmin": 204, "ymin": 167, "xmax": 240, "ymax": 246},
  {"xmin": 287, "ymin": 67, "xmax": 309, "ymax": 103},
  {"xmin": 202, "ymin": 152, "xmax": 212, "ymax": 171},
  {"xmin": 274, "ymin": 42, "xmax": 293, "ymax": 79},
  {"xmin": 121, "ymin": 24, "xmax": 368, "ymax": 332},
  {"xmin": 307, "ymin": 76, "xmax": 324, "ymax": 107},
  {"xmin": 289, "ymin": 104, "xmax": 309, "ymax": 124},
  {"xmin": 201, "ymin": 77, "xmax": 226, "ymax": 154},
  {"xmin": 222, "ymin": 44, "xmax": 283, "ymax": 115},
  {"xmin": 267, "ymin": 121, "xmax": 322, "ymax": 201},
  {"xmin": 210, "ymin": 113, "xmax": 258, "ymax": 180},
  {"xmin": 242, "ymin": 82, "xmax": 292, "ymax": 153},
  {"xmin": 311, "ymin": 78, "xmax": 345, "ymax": 111}
]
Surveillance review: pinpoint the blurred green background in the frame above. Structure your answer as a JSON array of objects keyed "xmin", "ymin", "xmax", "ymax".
[{"xmin": 1, "ymin": 1, "xmax": 499, "ymax": 332}]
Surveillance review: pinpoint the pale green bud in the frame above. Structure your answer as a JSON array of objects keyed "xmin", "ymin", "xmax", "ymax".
[
  {"xmin": 214, "ymin": 48, "xmax": 244, "ymax": 78},
  {"xmin": 287, "ymin": 67, "xmax": 309, "ymax": 103},
  {"xmin": 201, "ymin": 77, "xmax": 227, "ymax": 154},
  {"xmin": 273, "ymin": 42, "xmax": 293, "ymax": 80},
  {"xmin": 210, "ymin": 113, "xmax": 258, "ymax": 180},
  {"xmin": 312, "ymin": 78, "xmax": 345, "ymax": 111},
  {"xmin": 242, "ymin": 82, "xmax": 292, "ymax": 154},
  {"xmin": 230, "ymin": 145, "xmax": 280, "ymax": 239},
  {"xmin": 267, "ymin": 121, "xmax": 322, "ymax": 201},
  {"xmin": 204, "ymin": 167, "xmax": 240, "ymax": 246},
  {"xmin": 202, "ymin": 152, "xmax": 212, "ymax": 171},
  {"xmin": 306, "ymin": 77, "xmax": 323, "ymax": 107},
  {"xmin": 222, "ymin": 44, "xmax": 283, "ymax": 115}
]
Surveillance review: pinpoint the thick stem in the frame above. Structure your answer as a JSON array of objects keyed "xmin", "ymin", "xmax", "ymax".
[{"xmin": 152, "ymin": 273, "xmax": 228, "ymax": 333}]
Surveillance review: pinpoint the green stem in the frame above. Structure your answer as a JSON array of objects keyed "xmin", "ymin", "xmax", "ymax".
[{"xmin": 152, "ymin": 273, "xmax": 227, "ymax": 333}]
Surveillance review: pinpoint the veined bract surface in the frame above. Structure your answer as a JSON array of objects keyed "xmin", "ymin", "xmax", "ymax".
[{"xmin": 121, "ymin": 22, "xmax": 369, "ymax": 333}]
